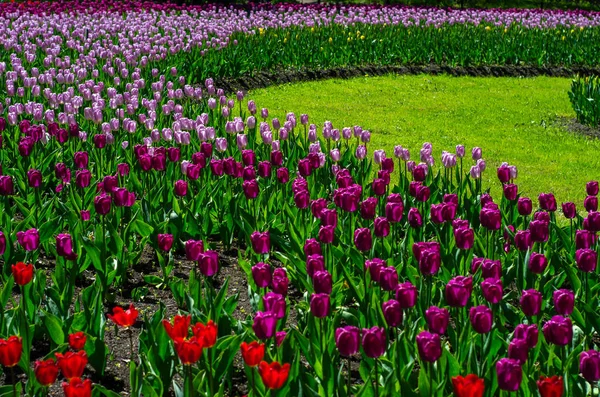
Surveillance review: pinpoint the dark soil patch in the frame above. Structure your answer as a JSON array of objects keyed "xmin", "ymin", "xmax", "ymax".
[
  {"xmin": 215, "ymin": 64, "xmax": 600, "ymax": 94},
  {"xmin": 555, "ymin": 116, "xmax": 600, "ymax": 139}
]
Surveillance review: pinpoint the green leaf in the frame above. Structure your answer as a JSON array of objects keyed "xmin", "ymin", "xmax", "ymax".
[{"xmin": 42, "ymin": 311, "xmax": 65, "ymax": 345}]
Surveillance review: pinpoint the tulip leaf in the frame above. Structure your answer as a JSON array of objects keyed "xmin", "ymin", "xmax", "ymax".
[
  {"xmin": 93, "ymin": 385, "xmax": 123, "ymax": 397},
  {"xmin": 42, "ymin": 310, "xmax": 65, "ymax": 345}
]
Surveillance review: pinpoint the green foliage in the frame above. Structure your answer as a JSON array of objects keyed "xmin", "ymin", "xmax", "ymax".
[{"xmin": 569, "ymin": 75, "xmax": 600, "ymax": 127}]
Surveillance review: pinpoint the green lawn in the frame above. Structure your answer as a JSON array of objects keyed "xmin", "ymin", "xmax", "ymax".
[{"xmin": 247, "ymin": 74, "xmax": 599, "ymax": 205}]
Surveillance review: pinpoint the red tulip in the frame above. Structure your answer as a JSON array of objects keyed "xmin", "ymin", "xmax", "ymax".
[
  {"xmin": 537, "ymin": 375, "xmax": 563, "ymax": 397},
  {"xmin": 192, "ymin": 320, "xmax": 218, "ymax": 348},
  {"xmin": 162, "ymin": 315, "xmax": 191, "ymax": 341},
  {"xmin": 11, "ymin": 262, "xmax": 34, "ymax": 286},
  {"xmin": 452, "ymin": 374, "xmax": 485, "ymax": 397},
  {"xmin": 258, "ymin": 361, "xmax": 290, "ymax": 390},
  {"xmin": 34, "ymin": 359, "xmax": 58, "ymax": 386},
  {"xmin": 174, "ymin": 337, "xmax": 203, "ymax": 365},
  {"xmin": 62, "ymin": 377, "xmax": 92, "ymax": 397},
  {"xmin": 68, "ymin": 332, "xmax": 86, "ymax": 351},
  {"xmin": 240, "ymin": 341, "xmax": 265, "ymax": 367},
  {"xmin": 107, "ymin": 304, "xmax": 138, "ymax": 328},
  {"xmin": 56, "ymin": 350, "xmax": 87, "ymax": 379},
  {"xmin": 0, "ymin": 336, "xmax": 22, "ymax": 367}
]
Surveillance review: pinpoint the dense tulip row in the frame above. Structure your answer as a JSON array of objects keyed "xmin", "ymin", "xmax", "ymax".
[{"xmin": 0, "ymin": 1, "xmax": 598, "ymax": 397}]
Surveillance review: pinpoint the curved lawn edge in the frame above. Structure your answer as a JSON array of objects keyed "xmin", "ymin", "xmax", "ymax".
[{"xmin": 215, "ymin": 64, "xmax": 600, "ymax": 93}]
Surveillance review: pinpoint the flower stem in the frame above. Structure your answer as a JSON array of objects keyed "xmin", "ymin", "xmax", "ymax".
[
  {"xmin": 11, "ymin": 366, "xmax": 16, "ymax": 397},
  {"xmin": 374, "ymin": 359, "xmax": 379, "ymax": 397}
]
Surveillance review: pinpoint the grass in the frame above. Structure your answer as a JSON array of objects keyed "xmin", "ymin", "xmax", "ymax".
[{"xmin": 247, "ymin": 74, "xmax": 600, "ymax": 205}]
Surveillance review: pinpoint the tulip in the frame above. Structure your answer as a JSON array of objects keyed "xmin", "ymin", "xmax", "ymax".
[
  {"xmin": 518, "ymin": 197, "xmax": 533, "ymax": 216},
  {"xmin": 382, "ymin": 299, "xmax": 403, "ymax": 327},
  {"xmin": 580, "ymin": 350, "xmax": 600, "ymax": 383},
  {"xmin": 310, "ymin": 293, "xmax": 330, "ymax": 318},
  {"xmin": 514, "ymin": 324, "xmax": 539, "ymax": 349},
  {"xmin": 365, "ymin": 258, "xmax": 385, "ymax": 281},
  {"xmin": 0, "ymin": 336, "xmax": 22, "ymax": 367},
  {"xmin": 520, "ymin": 289, "xmax": 542, "ymax": 317},
  {"xmin": 528, "ymin": 220, "xmax": 549, "ymax": 243},
  {"xmin": 379, "ymin": 266, "xmax": 398, "ymax": 291},
  {"xmin": 550, "ymin": 289, "xmax": 574, "ymax": 316},
  {"xmin": 313, "ymin": 271, "xmax": 332, "ymax": 294},
  {"xmin": 306, "ymin": 254, "xmax": 325, "ymax": 278},
  {"xmin": 445, "ymin": 276, "xmax": 473, "ymax": 307},
  {"xmin": 35, "ymin": 358, "xmax": 59, "ymax": 386},
  {"xmin": 107, "ymin": 304, "xmax": 138, "ymax": 328},
  {"xmin": 276, "ymin": 168, "xmax": 289, "ymax": 184},
  {"xmin": 481, "ymin": 259, "xmax": 502, "ymax": 279},
  {"xmin": 396, "ymin": 282, "xmax": 418, "ymax": 308},
  {"xmin": 16, "ymin": 228, "xmax": 39, "ymax": 251},
  {"xmin": 416, "ymin": 331, "xmax": 442, "ymax": 362},
  {"xmin": 503, "ymin": 183, "xmax": 518, "ymax": 200},
  {"xmin": 241, "ymin": 341, "xmax": 265, "ymax": 367},
  {"xmin": 11, "ymin": 262, "xmax": 34, "ymax": 286},
  {"xmin": 408, "ymin": 207, "xmax": 423, "ymax": 228},
  {"xmin": 62, "ymin": 377, "xmax": 92, "ymax": 397},
  {"xmin": 263, "ymin": 292, "xmax": 286, "ymax": 319},
  {"xmin": 587, "ymin": 181, "xmax": 599, "ymax": 196},
  {"xmin": 259, "ymin": 361, "xmax": 290, "ymax": 390},
  {"xmin": 373, "ymin": 217, "xmax": 390, "ymax": 238},
  {"xmin": 480, "ymin": 207, "xmax": 501, "ymax": 230},
  {"xmin": 253, "ymin": 312, "xmax": 278, "ymax": 340},
  {"xmin": 157, "ymin": 234, "xmax": 173, "ymax": 252},
  {"xmin": 163, "ymin": 315, "xmax": 191, "ymax": 341},
  {"xmin": 385, "ymin": 202, "xmax": 403, "ymax": 223},
  {"xmin": 174, "ymin": 337, "xmax": 203, "ymax": 365},
  {"xmin": 354, "ymin": 228, "xmax": 372, "ymax": 251},
  {"xmin": 452, "ymin": 374, "xmax": 485, "ymax": 397},
  {"xmin": 425, "ymin": 306, "xmax": 449, "ymax": 335},
  {"xmin": 68, "ymin": 332, "xmax": 86, "ymax": 351},
  {"xmin": 508, "ymin": 338, "xmax": 529, "ymax": 365},
  {"xmin": 481, "ymin": 278, "xmax": 503, "ymax": 304},
  {"xmin": 469, "ymin": 305, "xmax": 493, "ymax": 334},
  {"xmin": 251, "ymin": 231, "xmax": 270, "ymax": 254},
  {"xmin": 576, "ymin": 249, "xmax": 597, "ymax": 272},
  {"xmin": 94, "ymin": 194, "xmax": 111, "ymax": 215},
  {"xmin": 185, "ymin": 240, "xmax": 204, "ymax": 261},
  {"xmin": 56, "ymin": 350, "xmax": 88, "ymax": 379},
  {"xmin": 514, "ymin": 230, "xmax": 532, "ymax": 251},
  {"xmin": 528, "ymin": 252, "xmax": 548, "ymax": 274},
  {"xmin": 198, "ymin": 250, "xmax": 219, "ymax": 277},
  {"xmin": 496, "ymin": 358, "xmax": 522, "ymax": 391},
  {"xmin": 537, "ymin": 376, "xmax": 563, "ymax": 397},
  {"xmin": 252, "ymin": 262, "xmax": 272, "ymax": 289},
  {"xmin": 419, "ymin": 249, "xmax": 441, "ymax": 275},
  {"xmin": 360, "ymin": 197, "xmax": 378, "ymax": 220},
  {"xmin": 335, "ymin": 326, "xmax": 361, "ymax": 357},
  {"xmin": 542, "ymin": 316, "xmax": 572, "ymax": 346},
  {"xmin": 562, "ymin": 202, "xmax": 577, "ymax": 218},
  {"xmin": 454, "ymin": 227, "xmax": 474, "ymax": 250},
  {"xmin": 304, "ymin": 239, "xmax": 322, "ymax": 257},
  {"xmin": 362, "ymin": 327, "xmax": 386, "ymax": 358},
  {"xmin": 192, "ymin": 320, "xmax": 218, "ymax": 348},
  {"xmin": 539, "ymin": 193, "xmax": 557, "ymax": 212}
]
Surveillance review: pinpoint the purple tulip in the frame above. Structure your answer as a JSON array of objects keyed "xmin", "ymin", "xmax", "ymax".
[
  {"xmin": 379, "ymin": 266, "xmax": 398, "ymax": 291},
  {"xmin": 514, "ymin": 230, "xmax": 533, "ymax": 251},
  {"xmin": 0, "ymin": 175, "xmax": 14, "ymax": 195},
  {"xmin": 360, "ymin": 197, "xmax": 378, "ymax": 220},
  {"xmin": 365, "ymin": 258, "xmax": 385, "ymax": 281},
  {"xmin": 542, "ymin": 316, "xmax": 573, "ymax": 346},
  {"xmin": 585, "ymin": 196, "xmax": 599, "ymax": 212},
  {"xmin": 310, "ymin": 293, "xmax": 330, "ymax": 318},
  {"xmin": 562, "ymin": 202, "xmax": 577, "ymax": 218},
  {"xmin": 528, "ymin": 252, "xmax": 548, "ymax": 274},
  {"xmin": 272, "ymin": 268, "xmax": 289, "ymax": 296},
  {"xmin": 396, "ymin": 282, "xmax": 418, "ymax": 309},
  {"xmin": 576, "ymin": 230, "xmax": 596, "ymax": 249},
  {"xmin": 56, "ymin": 233, "xmax": 76, "ymax": 260},
  {"xmin": 503, "ymin": 184, "xmax": 518, "ymax": 200},
  {"xmin": 520, "ymin": 289, "xmax": 542, "ymax": 316},
  {"xmin": 481, "ymin": 259, "xmax": 502, "ymax": 279},
  {"xmin": 16, "ymin": 228, "xmax": 39, "ymax": 251},
  {"xmin": 251, "ymin": 231, "xmax": 270, "ymax": 254},
  {"xmin": 454, "ymin": 227, "xmax": 474, "ymax": 250},
  {"xmin": 198, "ymin": 250, "xmax": 219, "ymax": 277},
  {"xmin": 586, "ymin": 181, "xmax": 599, "ymax": 196},
  {"xmin": 174, "ymin": 180, "xmax": 188, "ymax": 197},
  {"xmin": 157, "ymin": 234, "xmax": 173, "ymax": 252},
  {"xmin": 382, "ymin": 300, "xmax": 403, "ymax": 327},
  {"xmin": 253, "ymin": 311, "xmax": 277, "ymax": 340},
  {"xmin": 480, "ymin": 207, "xmax": 501, "ymax": 230},
  {"xmin": 385, "ymin": 202, "xmax": 403, "ymax": 223},
  {"xmin": 580, "ymin": 350, "xmax": 600, "ymax": 383},
  {"xmin": 185, "ymin": 240, "xmax": 204, "ymax": 261},
  {"xmin": 576, "ymin": 249, "xmax": 597, "ymax": 272},
  {"xmin": 354, "ymin": 228, "xmax": 372, "ymax": 252},
  {"xmin": 264, "ymin": 292, "xmax": 286, "ymax": 319},
  {"xmin": 374, "ymin": 217, "xmax": 390, "ymax": 238},
  {"xmin": 419, "ymin": 249, "xmax": 441, "ymax": 275},
  {"xmin": 313, "ymin": 270, "xmax": 332, "ymax": 294},
  {"xmin": 94, "ymin": 194, "xmax": 112, "ymax": 215},
  {"xmin": 514, "ymin": 324, "xmax": 539, "ymax": 349},
  {"xmin": 304, "ymin": 239, "xmax": 322, "ymax": 257},
  {"xmin": 335, "ymin": 326, "xmax": 360, "ymax": 357},
  {"xmin": 362, "ymin": 327, "xmax": 386, "ymax": 358},
  {"xmin": 552, "ymin": 289, "xmax": 574, "ymax": 316},
  {"xmin": 416, "ymin": 331, "xmax": 442, "ymax": 363},
  {"xmin": 508, "ymin": 338, "xmax": 529, "ymax": 365},
  {"xmin": 408, "ymin": 207, "xmax": 423, "ymax": 228},
  {"xmin": 481, "ymin": 278, "xmax": 503, "ymax": 304},
  {"xmin": 496, "ymin": 359, "xmax": 522, "ymax": 391},
  {"xmin": 306, "ymin": 255, "xmax": 325, "ymax": 278},
  {"xmin": 445, "ymin": 276, "xmax": 473, "ymax": 307},
  {"xmin": 469, "ymin": 305, "xmax": 493, "ymax": 334},
  {"xmin": 27, "ymin": 169, "xmax": 42, "ymax": 188},
  {"xmin": 539, "ymin": 193, "xmax": 557, "ymax": 212},
  {"xmin": 0, "ymin": 231, "xmax": 5, "ymax": 256},
  {"xmin": 517, "ymin": 197, "xmax": 533, "ymax": 216},
  {"xmin": 252, "ymin": 262, "xmax": 272, "ymax": 288},
  {"xmin": 425, "ymin": 306, "xmax": 449, "ymax": 335}
]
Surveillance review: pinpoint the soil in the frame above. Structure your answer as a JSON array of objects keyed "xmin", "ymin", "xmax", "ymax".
[
  {"xmin": 215, "ymin": 64, "xmax": 600, "ymax": 94},
  {"xmin": 554, "ymin": 116, "xmax": 600, "ymax": 139}
]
